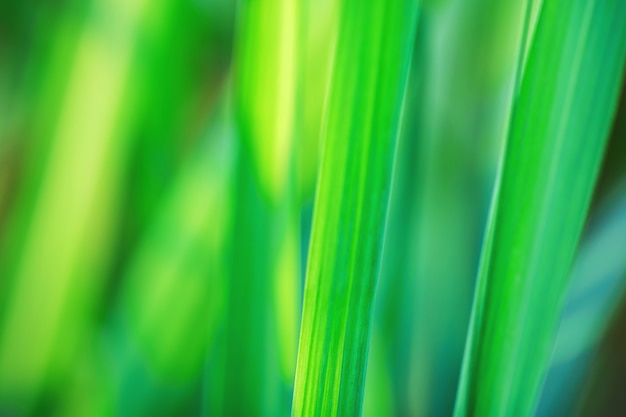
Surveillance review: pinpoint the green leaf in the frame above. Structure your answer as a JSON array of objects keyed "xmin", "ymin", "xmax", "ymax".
[
  {"xmin": 291, "ymin": 1, "xmax": 419, "ymax": 415},
  {"xmin": 454, "ymin": 0, "xmax": 626, "ymax": 415},
  {"xmin": 298, "ymin": 0, "xmax": 338, "ymax": 202},
  {"xmin": 219, "ymin": 0, "xmax": 302, "ymax": 415},
  {"xmin": 0, "ymin": 0, "xmax": 148, "ymax": 406},
  {"xmin": 365, "ymin": 1, "xmax": 530, "ymax": 414}
]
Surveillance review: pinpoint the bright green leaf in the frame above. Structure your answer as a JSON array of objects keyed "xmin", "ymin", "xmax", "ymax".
[
  {"xmin": 454, "ymin": 0, "xmax": 626, "ymax": 415},
  {"xmin": 292, "ymin": 1, "xmax": 419, "ymax": 415}
]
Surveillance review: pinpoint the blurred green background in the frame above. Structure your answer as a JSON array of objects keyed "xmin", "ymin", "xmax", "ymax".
[{"xmin": 0, "ymin": 0, "xmax": 624, "ymax": 416}]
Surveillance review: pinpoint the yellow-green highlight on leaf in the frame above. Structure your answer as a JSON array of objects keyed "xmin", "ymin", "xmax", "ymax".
[
  {"xmin": 219, "ymin": 0, "xmax": 302, "ymax": 415},
  {"xmin": 235, "ymin": 0, "xmax": 300, "ymax": 204},
  {"xmin": 0, "ymin": 0, "xmax": 148, "ymax": 406},
  {"xmin": 292, "ymin": 1, "xmax": 420, "ymax": 415},
  {"xmin": 454, "ymin": 0, "xmax": 626, "ymax": 415},
  {"xmin": 298, "ymin": 0, "xmax": 338, "ymax": 202}
]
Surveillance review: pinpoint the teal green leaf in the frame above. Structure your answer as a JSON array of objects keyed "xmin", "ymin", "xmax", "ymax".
[
  {"xmin": 454, "ymin": 0, "xmax": 626, "ymax": 415},
  {"xmin": 553, "ymin": 180, "xmax": 626, "ymax": 364}
]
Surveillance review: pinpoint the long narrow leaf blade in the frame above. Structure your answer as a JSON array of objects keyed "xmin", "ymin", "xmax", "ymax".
[
  {"xmin": 292, "ymin": 1, "xmax": 419, "ymax": 415},
  {"xmin": 454, "ymin": 0, "xmax": 626, "ymax": 415}
]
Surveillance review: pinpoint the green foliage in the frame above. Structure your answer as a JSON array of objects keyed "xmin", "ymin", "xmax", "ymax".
[
  {"xmin": 454, "ymin": 0, "xmax": 626, "ymax": 415},
  {"xmin": 0, "ymin": 0, "xmax": 625, "ymax": 416},
  {"xmin": 218, "ymin": 0, "xmax": 302, "ymax": 415},
  {"xmin": 292, "ymin": 1, "xmax": 419, "ymax": 415},
  {"xmin": 0, "ymin": 0, "xmax": 145, "ymax": 406}
]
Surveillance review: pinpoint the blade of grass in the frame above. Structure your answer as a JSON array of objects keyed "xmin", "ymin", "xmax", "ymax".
[
  {"xmin": 291, "ymin": 1, "xmax": 419, "ymax": 415},
  {"xmin": 454, "ymin": 0, "xmax": 626, "ymax": 415},
  {"xmin": 220, "ymin": 0, "xmax": 302, "ymax": 414},
  {"xmin": 404, "ymin": 2, "xmax": 530, "ymax": 414},
  {"xmin": 365, "ymin": 0, "xmax": 531, "ymax": 413}
]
